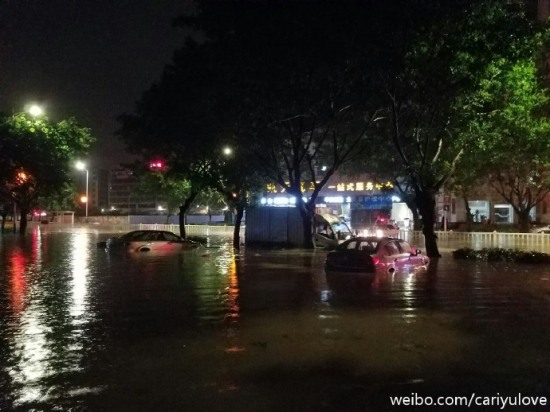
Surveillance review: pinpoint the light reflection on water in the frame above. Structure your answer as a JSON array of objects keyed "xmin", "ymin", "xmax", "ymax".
[
  {"xmin": 2, "ymin": 229, "xmax": 97, "ymax": 407},
  {"xmin": 1, "ymin": 227, "xmax": 550, "ymax": 411}
]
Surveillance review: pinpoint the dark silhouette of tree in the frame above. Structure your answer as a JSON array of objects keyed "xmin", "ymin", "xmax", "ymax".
[
  {"xmin": 175, "ymin": 0, "xmax": 381, "ymax": 248},
  {"xmin": 120, "ymin": 0, "xmax": 547, "ymax": 253}
]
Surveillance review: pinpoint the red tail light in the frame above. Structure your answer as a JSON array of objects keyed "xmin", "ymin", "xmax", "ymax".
[{"xmin": 372, "ymin": 256, "xmax": 379, "ymax": 265}]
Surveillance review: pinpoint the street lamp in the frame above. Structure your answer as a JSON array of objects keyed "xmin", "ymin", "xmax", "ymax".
[
  {"xmin": 28, "ymin": 104, "xmax": 44, "ymax": 117},
  {"xmin": 75, "ymin": 161, "xmax": 89, "ymax": 222},
  {"xmin": 12, "ymin": 104, "xmax": 44, "ymax": 120}
]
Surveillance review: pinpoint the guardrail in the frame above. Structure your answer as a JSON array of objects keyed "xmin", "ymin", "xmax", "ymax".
[
  {"xmin": 35, "ymin": 221, "xmax": 550, "ymax": 250},
  {"xmin": 138, "ymin": 223, "xmax": 237, "ymax": 236},
  {"xmin": 401, "ymin": 229, "xmax": 550, "ymax": 251},
  {"xmin": 132, "ymin": 225, "xmax": 550, "ymax": 246}
]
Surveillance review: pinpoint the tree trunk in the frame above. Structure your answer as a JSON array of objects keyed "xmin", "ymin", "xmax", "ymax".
[
  {"xmin": 517, "ymin": 210, "xmax": 531, "ymax": 233},
  {"xmin": 1, "ymin": 212, "xmax": 6, "ymax": 233},
  {"xmin": 178, "ymin": 206, "xmax": 186, "ymax": 238},
  {"xmin": 295, "ymin": 199, "xmax": 315, "ymax": 249},
  {"xmin": 463, "ymin": 194, "xmax": 473, "ymax": 232},
  {"xmin": 19, "ymin": 207, "xmax": 29, "ymax": 234},
  {"xmin": 416, "ymin": 190, "xmax": 441, "ymax": 258},
  {"xmin": 232, "ymin": 204, "xmax": 245, "ymax": 250},
  {"xmin": 178, "ymin": 192, "xmax": 198, "ymax": 239},
  {"xmin": 404, "ymin": 198, "xmax": 421, "ymax": 230}
]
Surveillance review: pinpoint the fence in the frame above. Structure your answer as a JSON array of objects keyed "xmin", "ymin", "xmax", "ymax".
[
  {"xmin": 138, "ymin": 223, "xmax": 236, "ymax": 237},
  {"xmin": 402, "ymin": 229, "xmax": 550, "ymax": 252},
  {"xmin": 35, "ymin": 221, "xmax": 550, "ymax": 251},
  {"xmin": 139, "ymin": 225, "xmax": 550, "ymax": 249}
]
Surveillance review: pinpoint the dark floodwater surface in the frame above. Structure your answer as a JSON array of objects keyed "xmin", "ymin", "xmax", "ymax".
[{"xmin": 1, "ymin": 227, "xmax": 550, "ymax": 411}]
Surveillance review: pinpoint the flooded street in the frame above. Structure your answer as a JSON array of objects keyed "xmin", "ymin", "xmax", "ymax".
[{"xmin": 1, "ymin": 227, "xmax": 550, "ymax": 411}]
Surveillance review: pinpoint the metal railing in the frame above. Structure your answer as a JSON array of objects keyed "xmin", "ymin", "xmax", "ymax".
[
  {"xmin": 401, "ymin": 229, "xmax": 550, "ymax": 252},
  {"xmin": 33, "ymin": 221, "xmax": 550, "ymax": 250},
  {"xmin": 138, "ymin": 223, "xmax": 236, "ymax": 236}
]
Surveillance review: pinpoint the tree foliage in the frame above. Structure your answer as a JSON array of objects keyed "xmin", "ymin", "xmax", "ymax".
[
  {"xmin": 119, "ymin": 0, "xmax": 549, "ymax": 251},
  {"xmin": 461, "ymin": 53, "xmax": 550, "ymax": 231},
  {"xmin": 0, "ymin": 112, "xmax": 94, "ymax": 233},
  {"xmin": 173, "ymin": 0, "xmax": 383, "ymax": 248},
  {"xmin": 360, "ymin": 0, "xmax": 543, "ymax": 255}
]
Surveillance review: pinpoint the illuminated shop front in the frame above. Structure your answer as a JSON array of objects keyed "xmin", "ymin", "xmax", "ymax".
[{"xmin": 259, "ymin": 175, "xmax": 398, "ymax": 228}]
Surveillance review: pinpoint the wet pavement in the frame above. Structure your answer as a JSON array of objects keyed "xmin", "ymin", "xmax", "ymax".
[{"xmin": 1, "ymin": 226, "xmax": 550, "ymax": 411}]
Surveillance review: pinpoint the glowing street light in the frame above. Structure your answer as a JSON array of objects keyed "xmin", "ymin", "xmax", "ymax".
[
  {"xmin": 75, "ymin": 161, "xmax": 89, "ymax": 221},
  {"xmin": 28, "ymin": 104, "xmax": 44, "ymax": 117},
  {"xmin": 222, "ymin": 147, "xmax": 232, "ymax": 156}
]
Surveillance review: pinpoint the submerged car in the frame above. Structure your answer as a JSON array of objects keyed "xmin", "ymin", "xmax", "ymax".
[
  {"xmin": 99, "ymin": 230, "xmax": 200, "ymax": 253},
  {"xmin": 325, "ymin": 236, "xmax": 429, "ymax": 273},
  {"xmin": 531, "ymin": 225, "xmax": 550, "ymax": 234},
  {"xmin": 355, "ymin": 224, "xmax": 400, "ymax": 238}
]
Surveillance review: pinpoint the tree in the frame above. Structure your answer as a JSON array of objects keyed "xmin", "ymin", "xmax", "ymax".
[
  {"xmin": 117, "ymin": 37, "xmax": 231, "ymax": 239},
  {"xmin": 364, "ymin": 0, "xmax": 541, "ymax": 256},
  {"xmin": 463, "ymin": 55, "xmax": 550, "ymax": 232},
  {"xmin": 121, "ymin": 0, "xmax": 547, "ymax": 252},
  {"xmin": 177, "ymin": 0, "xmax": 381, "ymax": 248},
  {"xmin": 215, "ymin": 145, "xmax": 265, "ymax": 249},
  {"xmin": 0, "ymin": 112, "xmax": 94, "ymax": 233}
]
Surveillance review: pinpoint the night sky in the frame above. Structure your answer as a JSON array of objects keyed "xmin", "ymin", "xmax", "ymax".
[{"xmin": 0, "ymin": 0, "xmax": 193, "ymax": 169}]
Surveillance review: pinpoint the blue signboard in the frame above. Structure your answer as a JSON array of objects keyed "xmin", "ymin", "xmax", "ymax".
[{"xmin": 353, "ymin": 195, "xmax": 393, "ymax": 210}]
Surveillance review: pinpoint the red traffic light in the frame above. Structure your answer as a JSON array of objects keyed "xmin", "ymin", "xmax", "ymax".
[{"xmin": 149, "ymin": 160, "xmax": 164, "ymax": 170}]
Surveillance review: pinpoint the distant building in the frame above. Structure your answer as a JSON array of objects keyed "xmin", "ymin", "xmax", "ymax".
[
  {"xmin": 90, "ymin": 168, "xmax": 109, "ymax": 210},
  {"xmin": 107, "ymin": 168, "xmax": 163, "ymax": 213}
]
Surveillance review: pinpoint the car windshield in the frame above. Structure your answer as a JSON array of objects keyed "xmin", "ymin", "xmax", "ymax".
[
  {"xmin": 120, "ymin": 231, "xmax": 146, "ymax": 240},
  {"xmin": 332, "ymin": 221, "xmax": 351, "ymax": 234},
  {"xmin": 358, "ymin": 240, "xmax": 378, "ymax": 252},
  {"xmin": 338, "ymin": 239, "xmax": 379, "ymax": 251},
  {"xmin": 162, "ymin": 232, "xmax": 181, "ymax": 241}
]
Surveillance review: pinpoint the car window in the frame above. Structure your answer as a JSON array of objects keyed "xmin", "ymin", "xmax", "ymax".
[
  {"xmin": 344, "ymin": 240, "xmax": 359, "ymax": 250},
  {"xmin": 359, "ymin": 240, "xmax": 377, "ymax": 253},
  {"xmin": 384, "ymin": 241, "xmax": 400, "ymax": 256},
  {"xmin": 398, "ymin": 240, "xmax": 412, "ymax": 254},
  {"xmin": 139, "ymin": 232, "xmax": 157, "ymax": 241},
  {"xmin": 121, "ymin": 231, "xmax": 144, "ymax": 240},
  {"xmin": 163, "ymin": 232, "xmax": 180, "ymax": 241}
]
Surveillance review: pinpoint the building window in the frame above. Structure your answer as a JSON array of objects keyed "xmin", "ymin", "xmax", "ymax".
[
  {"xmin": 494, "ymin": 204, "xmax": 513, "ymax": 224},
  {"xmin": 468, "ymin": 200, "xmax": 489, "ymax": 223}
]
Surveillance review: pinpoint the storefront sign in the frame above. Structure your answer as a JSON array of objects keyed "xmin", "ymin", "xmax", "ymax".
[{"xmin": 353, "ymin": 194, "xmax": 393, "ymax": 210}]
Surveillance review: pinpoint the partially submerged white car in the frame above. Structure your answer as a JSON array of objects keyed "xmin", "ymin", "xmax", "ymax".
[{"xmin": 98, "ymin": 230, "xmax": 200, "ymax": 254}]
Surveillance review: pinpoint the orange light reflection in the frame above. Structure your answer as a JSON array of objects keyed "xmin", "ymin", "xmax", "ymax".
[{"xmin": 225, "ymin": 250, "xmax": 240, "ymax": 322}]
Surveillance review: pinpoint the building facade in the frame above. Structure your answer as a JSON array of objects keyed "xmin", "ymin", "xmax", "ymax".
[{"xmin": 107, "ymin": 169, "xmax": 165, "ymax": 214}]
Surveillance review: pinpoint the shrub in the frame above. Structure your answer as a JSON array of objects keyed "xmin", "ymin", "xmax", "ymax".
[{"xmin": 452, "ymin": 247, "xmax": 550, "ymax": 263}]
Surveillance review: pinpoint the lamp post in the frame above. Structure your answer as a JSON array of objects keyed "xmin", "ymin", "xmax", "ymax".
[{"xmin": 75, "ymin": 161, "xmax": 89, "ymax": 222}]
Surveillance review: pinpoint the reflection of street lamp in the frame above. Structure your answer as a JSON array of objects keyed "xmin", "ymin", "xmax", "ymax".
[{"xmin": 75, "ymin": 161, "xmax": 89, "ymax": 221}]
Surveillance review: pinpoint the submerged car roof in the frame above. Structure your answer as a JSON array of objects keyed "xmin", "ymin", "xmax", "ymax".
[{"xmin": 349, "ymin": 236, "xmax": 395, "ymax": 242}]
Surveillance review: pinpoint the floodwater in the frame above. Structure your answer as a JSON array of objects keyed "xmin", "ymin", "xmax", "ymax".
[{"xmin": 1, "ymin": 227, "xmax": 550, "ymax": 411}]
